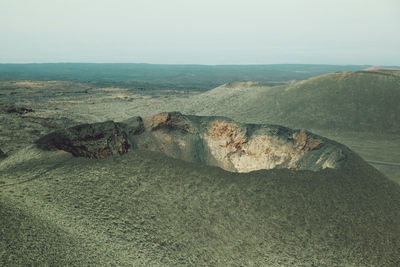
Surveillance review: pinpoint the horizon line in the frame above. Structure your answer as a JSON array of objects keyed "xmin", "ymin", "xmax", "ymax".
[{"xmin": 0, "ymin": 62, "xmax": 396, "ymax": 67}]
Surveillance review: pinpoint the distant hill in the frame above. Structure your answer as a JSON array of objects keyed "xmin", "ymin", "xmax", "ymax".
[
  {"xmin": 0, "ymin": 63, "xmax": 376, "ymax": 91},
  {"xmin": 364, "ymin": 65, "xmax": 400, "ymax": 71},
  {"xmin": 189, "ymin": 70, "xmax": 400, "ymax": 134}
]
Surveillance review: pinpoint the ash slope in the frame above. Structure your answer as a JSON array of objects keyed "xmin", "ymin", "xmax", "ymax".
[
  {"xmin": 1, "ymin": 148, "xmax": 400, "ymax": 266},
  {"xmin": 1, "ymin": 115, "xmax": 400, "ymax": 266},
  {"xmin": 188, "ymin": 70, "xmax": 400, "ymax": 134}
]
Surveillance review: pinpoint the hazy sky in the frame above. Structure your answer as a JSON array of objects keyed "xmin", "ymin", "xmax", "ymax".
[{"xmin": 1, "ymin": 0, "xmax": 399, "ymax": 65}]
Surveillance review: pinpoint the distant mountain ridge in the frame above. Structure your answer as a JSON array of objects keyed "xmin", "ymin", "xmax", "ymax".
[{"xmin": 0, "ymin": 63, "xmax": 380, "ymax": 91}]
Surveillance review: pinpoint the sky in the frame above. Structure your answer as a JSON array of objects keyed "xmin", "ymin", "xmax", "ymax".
[{"xmin": 0, "ymin": 0, "xmax": 399, "ymax": 65}]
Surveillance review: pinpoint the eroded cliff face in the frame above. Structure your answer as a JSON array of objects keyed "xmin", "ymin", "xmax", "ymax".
[
  {"xmin": 36, "ymin": 112, "xmax": 349, "ymax": 172},
  {"xmin": 134, "ymin": 113, "xmax": 347, "ymax": 172},
  {"xmin": 204, "ymin": 121, "xmax": 326, "ymax": 172}
]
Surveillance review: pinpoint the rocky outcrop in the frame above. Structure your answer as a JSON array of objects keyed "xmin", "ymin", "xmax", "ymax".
[
  {"xmin": 119, "ymin": 116, "xmax": 145, "ymax": 136},
  {"xmin": 35, "ymin": 112, "xmax": 350, "ymax": 172},
  {"xmin": 35, "ymin": 121, "xmax": 130, "ymax": 158}
]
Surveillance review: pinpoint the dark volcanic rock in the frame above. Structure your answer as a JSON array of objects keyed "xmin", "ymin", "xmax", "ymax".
[
  {"xmin": 0, "ymin": 149, "xmax": 7, "ymax": 159},
  {"xmin": 0, "ymin": 104, "xmax": 34, "ymax": 114},
  {"xmin": 35, "ymin": 121, "xmax": 130, "ymax": 158}
]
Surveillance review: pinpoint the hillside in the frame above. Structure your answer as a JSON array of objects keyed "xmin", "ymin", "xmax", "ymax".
[
  {"xmin": 1, "ymin": 70, "xmax": 400, "ymax": 265},
  {"xmin": 1, "ymin": 71, "xmax": 399, "ymax": 184},
  {"xmin": 1, "ymin": 140, "xmax": 400, "ymax": 265},
  {"xmin": 189, "ymin": 70, "xmax": 400, "ymax": 134}
]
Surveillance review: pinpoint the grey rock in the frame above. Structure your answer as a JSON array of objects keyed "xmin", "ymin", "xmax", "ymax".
[
  {"xmin": 35, "ymin": 121, "xmax": 130, "ymax": 158},
  {"xmin": 119, "ymin": 116, "xmax": 145, "ymax": 135}
]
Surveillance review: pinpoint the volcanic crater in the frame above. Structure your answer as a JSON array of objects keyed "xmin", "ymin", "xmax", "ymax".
[{"xmin": 35, "ymin": 112, "xmax": 349, "ymax": 173}]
